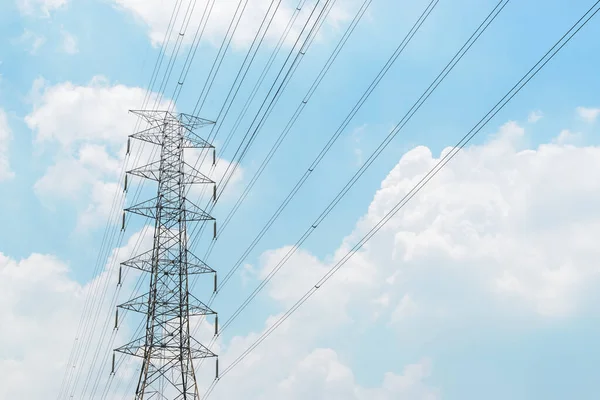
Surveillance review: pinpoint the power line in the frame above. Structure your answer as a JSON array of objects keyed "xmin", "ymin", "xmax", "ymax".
[
  {"xmin": 202, "ymin": 0, "xmax": 373, "ymax": 258},
  {"xmin": 59, "ymin": 0, "xmax": 223, "ymax": 396},
  {"xmin": 185, "ymin": 0, "xmax": 338, "ymax": 261},
  {"xmin": 218, "ymin": 0, "xmax": 506, "ymax": 337},
  {"xmin": 56, "ymin": 1, "xmax": 189, "ymax": 397},
  {"xmin": 183, "ymin": 0, "xmax": 347, "ymax": 329},
  {"xmin": 190, "ymin": 0, "xmax": 447, "ymax": 351},
  {"xmin": 92, "ymin": 2, "xmax": 308, "ymax": 396},
  {"xmin": 212, "ymin": 0, "xmax": 442, "ymax": 300},
  {"xmin": 177, "ymin": 0, "xmax": 298, "ymax": 245},
  {"xmin": 73, "ymin": 0, "xmax": 210, "ymax": 390},
  {"xmin": 91, "ymin": 3, "xmax": 338, "ymax": 393},
  {"xmin": 203, "ymin": 1, "xmax": 600, "ymax": 396},
  {"xmin": 192, "ymin": 0, "xmax": 446, "ymax": 368}
]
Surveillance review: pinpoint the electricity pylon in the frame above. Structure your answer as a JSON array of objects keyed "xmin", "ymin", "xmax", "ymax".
[{"xmin": 115, "ymin": 110, "xmax": 218, "ymax": 399}]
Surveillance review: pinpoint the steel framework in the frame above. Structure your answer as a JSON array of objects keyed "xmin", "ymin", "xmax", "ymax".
[{"xmin": 115, "ymin": 110, "xmax": 218, "ymax": 400}]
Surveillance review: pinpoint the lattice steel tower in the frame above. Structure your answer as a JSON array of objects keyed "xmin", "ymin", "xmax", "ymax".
[{"xmin": 115, "ymin": 110, "xmax": 218, "ymax": 399}]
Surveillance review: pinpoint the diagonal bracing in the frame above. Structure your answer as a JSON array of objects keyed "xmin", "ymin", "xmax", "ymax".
[{"xmin": 115, "ymin": 110, "xmax": 219, "ymax": 400}]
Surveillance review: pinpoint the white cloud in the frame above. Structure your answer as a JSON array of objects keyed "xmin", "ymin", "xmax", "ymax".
[
  {"xmin": 335, "ymin": 121, "xmax": 600, "ymax": 321},
  {"xmin": 112, "ymin": 0, "xmax": 352, "ymax": 49},
  {"xmin": 32, "ymin": 141, "xmax": 124, "ymax": 227},
  {"xmin": 0, "ymin": 226, "xmax": 156, "ymax": 399},
  {"xmin": 27, "ymin": 77, "xmax": 243, "ymax": 228},
  {"xmin": 0, "ymin": 218, "xmax": 435, "ymax": 399},
  {"xmin": 26, "ymin": 76, "xmax": 167, "ymax": 150},
  {"xmin": 265, "ymin": 350, "xmax": 436, "ymax": 400},
  {"xmin": 0, "ymin": 109, "xmax": 14, "ymax": 181},
  {"xmin": 17, "ymin": 0, "xmax": 67, "ymax": 16},
  {"xmin": 201, "ymin": 310, "xmax": 436, "ymax": 400},
  {"xmin": 187, "ymin": 119, "xmax": 600, "ymax": 399},
  {"xmin": 527, "ymin": 110, "xmax": 543, "ymax": 123},
  {"xmin": 60, "ymin": 27, "xmax": 79, "ymax": 54},
  {"xmin": 553, "ymin": 129, "xmax": 581, "ymax": 145},
  {"xmin": 576, "ymin": 106, "xmax": 600, "ymax": 123},
  {"xmin": 0, "ymin": 252, "xmax": 83, "ymax": 399},
  {"xmin": 27, "ymin": 77, "xmax": 165, "ymax": 227},
  {"xmin": 238, "ymin": 120, "xmax": 600, "ymax": 374},
  {"xmin": 184, "ymin": 147, "xmax": 245, "ymax": 201},
  {"xmin": 15, "ymin": 29, "xmax": 47, "ymax": 54},
  {"xmin": 9, "ymin": 114, "xmax": 600, "ymax": 399}
]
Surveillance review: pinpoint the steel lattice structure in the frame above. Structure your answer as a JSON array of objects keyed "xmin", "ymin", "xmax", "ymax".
[{"xmin": 115, "ymin": 110, "xmax": 218, "ymax": 400}]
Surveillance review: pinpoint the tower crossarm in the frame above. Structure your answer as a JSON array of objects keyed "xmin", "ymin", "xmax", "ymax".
[
  {"xmin": 129, "ymin": 110, "xmax": 215, "ymax": 149},
  {"xmin": 121, "ymin": 249, "xmax": 215, "ymax": 275},
  {"xmin": 125, "ymin": 197, "xmax": 215, "ymax": 222},
  {"xmin": 118, "ymin": 292, "xmax": 215, "ymax": 317},
  {"xmin": 116, "ymin": 337, "xmax": 216, "ymax": 360},
  {"xmin": 127, "ymin": 160, "xmax": 215, "ymax": 185}
]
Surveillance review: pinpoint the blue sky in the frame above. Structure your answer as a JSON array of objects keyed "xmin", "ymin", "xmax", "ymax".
[{"xmin": 1, "ymin": 0, "xmax": 600, "ymax": 399}]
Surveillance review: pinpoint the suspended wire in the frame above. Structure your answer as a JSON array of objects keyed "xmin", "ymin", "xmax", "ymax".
[
  {"xmin": 171, "ymin": 0, "xmax": 291, "ymax": 244},
  {"xmin": 188, "ymin": 0, "xmax": 442, "ymax": 349},
  {"xmin": 212, "ymin": 0, "xmax": 441, "ymax": 299},
  {"xmin": 183, "ymin": 0, "xmax": 313, "ymax": 248},
  {"xmin": 92, "ymin": 3, "xmax": 294, "ymax": 396},
  {"xmin": 92, "ymin": 2, "xmax": 335, "ymax": 393},
  {"xmin": 190, "ymin": 0, "xmax": 446, "ymax": 368},
  {"xmin": 191, "ymin": 0, "xmax": 250, "ymax": 116},
  {"xmin": 55, "ymin": 0, "xmax": 186, "ymax": 396},
  {"xmin": 194, "ymin": 0, "xmax": 283, "ymax": 125},
  {"xmin": 210, "ymin": 0, "xmax": 311, "ymax": 162},
  {"xmin": 202, "ymin": 1, "xmax": 600, "ymax": 396},
  {"xmin": 89, "ymin": 0, "xmax": 310, "ymax": 396},
  {"xmin": 182, "ymin": 0, "xmax": 250, "ymax": 116},
  {"xmin": 59, "ymin": 0, "xmax": 216, "ymax": 396},
  {"xmin": 185, "ymin": 0, "xmax": 337, "ymax": 256},
  {"xmin": 169, "ymin": 0, "xmax": 334, "ymax": 301},
  {"xmin": 214, "ymin": 0, "xmax": 331, "ymax": 202},
  {"xmin": 157, "ymin": 0, "xmax": 293, "ymax": 257},
  {"xmin": 202, "ymin": 0, "xmax": 373, "ymax": 260},
  {"xmin": 168, "ymin": 0, "xmax": 218, "ymax": 107},
  {"xmin": 217, "ymin": 0, "xmax": 507, "ymax": 338}
]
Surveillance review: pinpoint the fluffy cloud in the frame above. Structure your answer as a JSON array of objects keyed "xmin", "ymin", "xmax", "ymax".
[
  {"xmin": 27, "ymin": 77, "xmax": 243, "ymax": 229},
  {"xmin": 194, "ymin": 118, "xmax": 600, "ymax": 397},
  {"xmin": 255, "ymin": 350, "xmax": 436, "ymax": 400},
  {"xmin": 13, "ymin": 117, "xmax": 600, "ymax": 399},
  {"xmin": 0, "ymin": 225, "xmax": 156, "ymax": 399},
  {"xmin": 365, "ymin": 121, "xmax": 600, "ymax": 319},
  {"xmin": 26, "ymin": 76, "xmax": 166, "ymax": 150},
  {"xmin": 576, "ymin": 106, "xmax": 600, "ymax": 123},
  {"xmin": 112, "ymin": 0, "xmax": 351, "ymax": 49},
  {"xmin": 26, "ymin": 77, "xmax": 155, "ymax": 227},
  {"xmin": 0, "ymin": 252, "xmax": 86, "ymax": 399},
  {"xmin": 0, "ymin": 109, "xmax": 14, "ymax": 181},
  {"xmin": 256, "ymin": 120, "xmax": 600, "ymax": 338},
  {"xmin": 0, "ymin": 223, "xmax": 434, "ymax": 400}
]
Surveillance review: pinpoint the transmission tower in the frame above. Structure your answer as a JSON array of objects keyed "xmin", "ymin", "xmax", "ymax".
[{"xmin": 115, "ymin": 110, "xmax": 219, "ymax": 399}]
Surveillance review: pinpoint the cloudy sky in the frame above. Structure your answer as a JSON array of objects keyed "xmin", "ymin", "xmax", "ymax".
[{"xmin": 1, "ymin": 0, "xmax": 600, "ymax": 399}]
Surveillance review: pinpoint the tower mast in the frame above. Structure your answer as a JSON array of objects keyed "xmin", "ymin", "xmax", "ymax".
[{"xmin": 116, "ymin": 110, "xmax": 218, "ymax": 399}]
